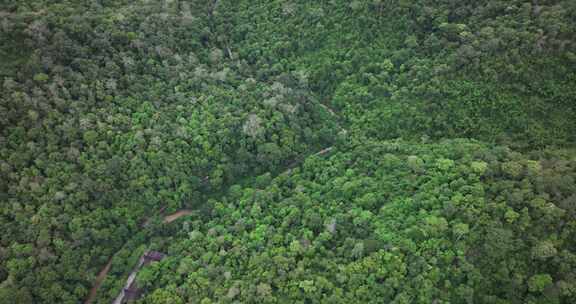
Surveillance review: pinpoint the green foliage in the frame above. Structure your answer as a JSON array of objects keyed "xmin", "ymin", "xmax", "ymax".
[
  {"xmin": 221, "ymin": 0, "xmax": 576, "ymax": 147},
  {"xmin": 137, "ymin": 140, "xmax": 576, "ymax": 303},
  {"xmin": 528, "ymin": 274, "xmax": 553, "ymax": 293},
  {"xmin": 0, "ymin": 0, "xmax": 575, "ymax": 303}
]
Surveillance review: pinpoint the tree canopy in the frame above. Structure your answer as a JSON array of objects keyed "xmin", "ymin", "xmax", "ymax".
[{"xmin": 0, "ymin": 0, "xmax": 575, "ymax": 303}]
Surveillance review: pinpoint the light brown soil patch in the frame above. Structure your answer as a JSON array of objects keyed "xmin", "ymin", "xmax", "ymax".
[{"xmin": 163, "ymin": 209, "xmax": 193, "ymax": 223}]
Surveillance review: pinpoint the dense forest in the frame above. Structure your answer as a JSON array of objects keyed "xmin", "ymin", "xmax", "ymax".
[{"xmin": 0, "ymin": 0, "xmax": 575, "ymax": 303}]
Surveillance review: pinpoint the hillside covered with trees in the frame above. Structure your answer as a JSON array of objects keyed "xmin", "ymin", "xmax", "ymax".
[{"xmin": 0, "ymin": 1, "xmax": 575, "ymax": 303}]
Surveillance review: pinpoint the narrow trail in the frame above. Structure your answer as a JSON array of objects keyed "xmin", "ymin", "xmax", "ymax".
[
  {"xmin": 84, "ymin": 98, "xmax": 346, "ymax": 303},
  {"xmin": 84, "ymin": 258, "xmax": 112, "ymax": 304}
]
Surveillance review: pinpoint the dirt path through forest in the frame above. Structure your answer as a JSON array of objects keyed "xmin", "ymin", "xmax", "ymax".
[{"xmin": 84, "ymin": 258, "xmax": 112, "ymax": 304}]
